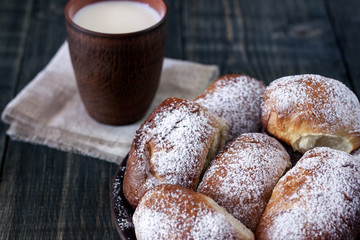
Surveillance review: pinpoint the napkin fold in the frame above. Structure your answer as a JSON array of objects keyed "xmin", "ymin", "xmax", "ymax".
[{"xmin": 2, "ymin": 42, "xmax": 219, "ymax": 164}]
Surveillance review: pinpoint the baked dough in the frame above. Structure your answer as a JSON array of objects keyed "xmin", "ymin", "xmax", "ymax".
[
  {"xmin": 257, "ymin": 147, "xmax": 360, "ymax": 239},
  {"xmin": 133, "ymin": 184, "xmax": 255, "ymax": 240},
  {"xmin": 261, "ymin": 74, "xmax": 360, "ymax": 153},
  {"xmin": 197, "ymin": 133, "xmax": 291, "ymax": 232},
  {"xmin": 123, "ymin": 97, "xmax": 229, "ymax": 208},
  {"xmin": 195, "ymin": 74, "xmax": 266, "ymax": 140}
]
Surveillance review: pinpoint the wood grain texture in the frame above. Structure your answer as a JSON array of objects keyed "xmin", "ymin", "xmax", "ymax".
[
  {"xmin": 0, "ymin": 0, "xmax": 33, "ymax": 171},
  {"xmin": 181, "ymin": 0, "xmax": 354, "ymax": 88},
  {"xmin": 325, "ymin": 0, "xmax": 360, "ymax": 96},
  {"xmin": 0, "ymin": 141, "xmax": 119, "ymax": 239},
  {"xmin": 15, "ymin": 0, "xmax": 67, "ymax": 93},
  {"xmin": 163, "ymin": 0, "xmax": 183, "ymax": 58}
]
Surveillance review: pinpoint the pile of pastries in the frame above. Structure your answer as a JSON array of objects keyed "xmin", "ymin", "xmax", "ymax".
[{"xmin": 122, "ymin": 74, "xmax": 360, "ymax": 240}]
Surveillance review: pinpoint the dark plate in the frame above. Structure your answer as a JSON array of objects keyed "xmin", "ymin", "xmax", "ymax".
[{"xmin": 110, "ymin": 155, "xmax": 136, "ymax": 240}]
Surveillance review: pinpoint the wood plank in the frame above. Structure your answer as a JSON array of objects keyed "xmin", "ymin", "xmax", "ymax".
[
  {"xmin": 182, "ymin": 0, "xmax": 353, "ymax": 88},
  {"xmin": 0, "ymin": 0, "xmax": 33, "ymax": 172},
  {"xmin": 164, "ymin": 0, "xmax": 183, "ymax": 59},
  {"xmin": 325, "ymin": 0, "xmax": 360, "ymax": 97},
  {"xmin": 0, "ymin": 141, "xmax": 119, "ymax": 239},
  {"xmin": 15, "ymin": 0, "xmax": 67, "ymax": 92}
]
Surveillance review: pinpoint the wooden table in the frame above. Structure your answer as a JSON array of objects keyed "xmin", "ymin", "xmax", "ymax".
[{"xmin": 1, "ymin": 0, "xmax": 359, "ymax": 238}]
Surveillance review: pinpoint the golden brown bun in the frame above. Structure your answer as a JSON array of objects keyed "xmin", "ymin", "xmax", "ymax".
[
  {"xmin": 123, "ymin": 97, "xmax": 229, "ymax": 208},
  {"xmin": 257, "ymin": 147, "xmax": 360, "ymax": 240},
  {"xmin": 133, "ymin": 184, "xmax": 255, "ymax": 240},
  {"xmin": 195, "ymin": 74, "xmax": 266, "ymax": 140},
  {"xmin": 261, "ymin": 74, "xmax": 360, "ymax": 153},
  {"xmin": 198, "ymin": 133, "xmax": 291, "ymax": 232}
]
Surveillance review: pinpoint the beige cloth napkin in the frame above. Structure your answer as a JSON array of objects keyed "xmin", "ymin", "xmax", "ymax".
[{"xmin": 2, "ymin": 42, "xmax": 219, "ymax": 164}]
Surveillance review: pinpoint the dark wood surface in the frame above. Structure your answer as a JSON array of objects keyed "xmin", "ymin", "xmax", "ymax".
[{"xmin": 0, "ymin": 0, "xmax": 359, "ymax": 239}]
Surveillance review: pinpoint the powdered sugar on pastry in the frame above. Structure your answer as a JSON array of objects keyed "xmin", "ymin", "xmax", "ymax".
[
  {"xmin": 198, "ymin": 133, "xmax": 291, "ymax": 232},
  {"xmin": 139, "ymin": 98, "xmax": 226, "ymax": 185},
  {"xmin": 195, "ymin": 75, "xmax": 266, "ymax": 140},
  {"xmin": 262, "ymin": 74, "xmax": 360, "ymax": 129},
  {"xmin": 257, "ymin": 147, "xmax": 360, "ymax": 239},
  {"xmin": 261, "ymin": 74, "xmax": 360, "ymax": 153},
  {"xmin": 123, "ymin": 97, "xmax": 228, "ymax": 208},
  {"xmin": 133, "ymin": 184, "xmax": 254, "ymax": 240}
]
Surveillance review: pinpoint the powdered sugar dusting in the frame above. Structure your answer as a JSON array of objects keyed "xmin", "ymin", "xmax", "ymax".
[
  {"xmin": 111, "ymin": 166, "xmax": 135, "ymax": 235},
  {"xmin": 133, "ymin": 185, "xmax": 246, "ymax": 240},
  {"xmin": 195, "ymin": 75, "xmax": 265, "ymax": 139},
  {"xmin": 262, "ymin": 74, "xmax": 360, "ymax": 133},
  {"xmin": 134, "ymin": 98, "xmax": 224, "ymax": 189},
  {"xmin": 198, "ymin": 133, "xmax": 291, "ymax": 231},
  {"xmin": 258, "ymin": 147, "xmax": 360, "ymax": 239}
]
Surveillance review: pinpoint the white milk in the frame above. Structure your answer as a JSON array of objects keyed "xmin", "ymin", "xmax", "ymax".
[{"xmin": 72, "ymin": 1, "xmax": 162, "ymax": 34}]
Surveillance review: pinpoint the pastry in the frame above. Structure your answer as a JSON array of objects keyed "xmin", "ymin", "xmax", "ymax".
[
  {"xmin": 123, "ymin": 97, "xmax": 229, "ymax": 208},
  {"xmin": 133, "ymin": 184, "xmax": 255, "ymax": 240},
  {"xmin": 195, "ymin": 74, "xmax": 266, "ymax": 140},
  {"xmin": 198, "ymin": 133, "xmax": 291, "ymax": 232},
  {"xmin": 261, "ymin": 74, "xmax": 360, "ymax": 153},
  {"xmin": 257, "ymin": 147, "xmax": 360, "ymax": 239}
]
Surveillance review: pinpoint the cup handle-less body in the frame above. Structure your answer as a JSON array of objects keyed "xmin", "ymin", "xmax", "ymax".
[{"xmin": 65, "ymin": 0, "xmax": 167, "ymax": 125}]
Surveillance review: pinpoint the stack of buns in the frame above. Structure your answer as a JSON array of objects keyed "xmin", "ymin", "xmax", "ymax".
[{"xmin": 122, "ymin": 74, "xmax": 360, "ymax": 239}]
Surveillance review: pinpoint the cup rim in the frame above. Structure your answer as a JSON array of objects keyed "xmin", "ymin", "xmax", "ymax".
[{"xmin": 64, "ymin": 0, "xmax": 167, "ymax": 38}]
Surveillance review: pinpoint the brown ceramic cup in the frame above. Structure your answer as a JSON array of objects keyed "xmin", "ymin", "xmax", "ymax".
[{"xmin": 65, "ymin": 0, "xmax": 167, "ymax": 125}]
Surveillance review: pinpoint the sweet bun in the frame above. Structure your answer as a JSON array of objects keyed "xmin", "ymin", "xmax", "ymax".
[
  {"xmin": 133, "ymin": 184, "xmax": 255, "ymax": 240},
  {"xmin": 257, "ymin": 147, "xmax": 360, "ymax": 239},
  {"xmin": 123, "ymin": 97, "xmax": 229, "ymax": 208},
  {"xmin": 195, "ymin": 74, "xmax": 266, "ymax": 140},
  {"xmin": 261, "ymin": 74, "xmax": 360, "ymax": 154},
  {"xmin": 198, "ymin": 133, "xmax": 291, "ymax": 232}
]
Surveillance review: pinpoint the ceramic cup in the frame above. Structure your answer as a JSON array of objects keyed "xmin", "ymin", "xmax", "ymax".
[{"xmin": 65, "ymin": 0, "xmax": 167, "ymax": 125}]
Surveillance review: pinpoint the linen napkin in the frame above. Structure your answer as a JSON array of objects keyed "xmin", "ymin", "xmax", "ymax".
[{"xmin": 2, "ymin": 42, "xmax": 219, "ymax": 164}]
